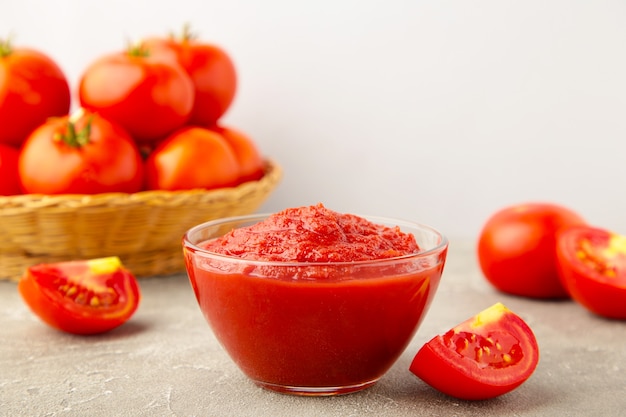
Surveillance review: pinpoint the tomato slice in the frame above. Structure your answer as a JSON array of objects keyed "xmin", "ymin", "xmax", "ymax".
[
  {"xmin": 556, "ymin": 226, "xmax": 626, "ymax": 320},
  {"xmin": 18, "ymin": 257, "xmax": 141, "ymax": 335},
  {"xmin": 409, "ymin": 303, "xmax": 539, "ymax": 400}
]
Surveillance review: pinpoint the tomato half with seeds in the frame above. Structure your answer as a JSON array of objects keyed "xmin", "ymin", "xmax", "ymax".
[
  {"xmin": 18, "ymin": 257, "xmax": 141, "ymax": 335},
  {"xmin": 409, "ymin": 303, "xmax": 539, "ymax": 401},
  {"xmin": 556, "ymin": 226, "xmax": 626, "ymax": 320}
]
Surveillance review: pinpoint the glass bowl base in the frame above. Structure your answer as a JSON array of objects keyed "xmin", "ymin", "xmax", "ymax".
[{"xmin": 253, "ymin": 378, "xmax": 380, "ymax": 396}]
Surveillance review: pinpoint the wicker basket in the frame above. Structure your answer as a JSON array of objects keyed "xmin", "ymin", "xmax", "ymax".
[{"xmin": 0, "ymin": 159, "xmax": 282, "ymax": 282}]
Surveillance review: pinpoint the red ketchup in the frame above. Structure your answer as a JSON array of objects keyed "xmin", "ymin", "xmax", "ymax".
[{"xmin": 184, "ymin": 204, "xmax": 447, "ymax": 395}]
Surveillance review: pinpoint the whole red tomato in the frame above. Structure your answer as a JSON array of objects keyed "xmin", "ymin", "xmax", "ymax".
[
  {"xmin": 142, "ymin": 26, "xmax": 237, "ymax": 126},
  {"xmin": 19, "ymin": 256, "xmax": 141, "ymax": 335},
  {"xmin": 209, "ymin": 125, "xmax": 264, "ymax": 183},
  {"xmin": 0, "ymin": 143, "xmax": 20, "ymax": 195},
  {"xmin": 477, "ymin": 202, "xmax": 586, "ymax": 299},
  {"xmin": 78, "ymin": 45, "xmax": 194, "ymax": 144},
  {"xmin": 410, "ymin": 302, "xmax": 539, "ymax": 400},
  {"xmin": 556, "ymin": 225, "xmax": 626, "ymax": 319},
  {"xmin": 0, "ymin": 39, "xmax": 71, "ymax": 147},
  {"xmin": 19, "ymin": 110, "xmax": 144, "ymax": 194},
  {"xmin": 145, "ymin": 126, "xmax": 240, "ymax": 191}
]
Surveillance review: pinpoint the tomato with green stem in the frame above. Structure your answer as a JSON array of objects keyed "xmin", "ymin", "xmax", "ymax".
[
  {"xmin": 78, "ymin": 44, "xmax": 194, "ymax": 144},
  {"xmin": 556, "ymin": 225, "xmax": 626, "ymax": 320},
  {"xmin": 18, "ymin": 109, "xmax": 144, "ymax": 195},
  {"xmin": 477, "ymin": 203, "xmax": 586, "ymax": 299},
  {"xmin": 0, "ymin": 143, "xmax": 20, "ymax": 195},
  {"xmin": 142, "ymin": 25, "xmax": 237, "ymax": 126},
  {"xmin": 0, "ymin": 38, "xmax": 71, "ymax": 147},
  {"xmin": 18, "ymin": 257, "xmax": 141, "ymax": 335},
  {"xmin": 410, "ymin": 303, "xmax": 539, "ymax": 401}
]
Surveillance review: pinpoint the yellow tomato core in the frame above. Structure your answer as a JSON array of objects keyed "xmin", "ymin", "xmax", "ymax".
[
  {"xmin": 471, "ymin": 302, "xmax": 509, "ymax": 329},
  {"xmin": 577, "ymin": 233, "xmax": 626, "ymax": 279},
  {"xmin": 605, "ymin": 234, "xmax": 626, "ymax": 258},
  {"xmin": 87, "ymin": 256, "xmax": 123, "ymax": 275}
]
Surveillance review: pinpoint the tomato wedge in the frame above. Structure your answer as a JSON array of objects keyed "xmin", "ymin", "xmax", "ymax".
[
  {"xmin": 409, "ymin": 303, "xmax": 539, "ymax": 401},
  {"xmin": 556, "ymin": 226, "xmax": 626, "ymax": 320},
  {"xmin": 18, "ymin": 257, "xmax": 141, "ymax": 335}
]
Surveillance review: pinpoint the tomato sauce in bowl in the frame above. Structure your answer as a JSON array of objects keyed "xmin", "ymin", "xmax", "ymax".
[{"xmin": 183, "ymin": 204, "xmax": 448, "ymax": 395}]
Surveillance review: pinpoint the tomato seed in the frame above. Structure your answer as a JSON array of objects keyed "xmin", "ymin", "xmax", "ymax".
[
  {"xmin": 445, "ymin": 330, "xmax": 523, "ymax": 369},
  {"xmin": 55, "ymin": 277, "xmax": 119, "ymax": 308}
]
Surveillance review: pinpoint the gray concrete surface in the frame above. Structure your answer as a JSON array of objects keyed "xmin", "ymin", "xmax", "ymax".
[{"xmin": 1, "ymin": 240, "xmax": 625, "ymax": 416}]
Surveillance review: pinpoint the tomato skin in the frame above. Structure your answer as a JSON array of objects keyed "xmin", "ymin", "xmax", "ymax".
[
  {"xmin": 209, "ymin": 125, "xmax": 264, "ymax": 183},
  {"xmin": 18, "ymin": 257, "xmax": 141, "ymax": 335},
  {"xmin": 410, "ymin": 303, "xmax": 539, "ymax": 401},
  {"xmin": 142, "ymin": 32, "xmax": 237, "ymax": 126},
  {"xmin": 477, "ymin": 203, "xmax": 586, "ymax": 299},
  {"xmin": 144, "ymin": 126, "xmax": 240, "ymax": 191},
  {"xmin": 556, "ymin": 226, "xmax": 626, "ymax": 320},
  {"xmin": 78, "ymin": 49, "xmax": 194, "ymax": 143},
  {"xmin": 18, "ymin": 110, "xmax": 144, "ymax": 195},
  {"xmin": 0, "ymin": 43, "xmax": 71, "ymax": 147},
  {"xmin": 0, "ymin": 143, "xmax": 21, "ymax": 195}
]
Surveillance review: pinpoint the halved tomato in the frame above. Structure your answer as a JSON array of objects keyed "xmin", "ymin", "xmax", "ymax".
[
  {"xmin": 409, "ymin": 303, "xmax": 539, "ymax": 401},
  {"xmin": 556, "ymin": 226, "xmax": 626, "ymax": 320},
  {"xmin": 18, "ymin": 257, "xmax": 141, "ymax": 335}
]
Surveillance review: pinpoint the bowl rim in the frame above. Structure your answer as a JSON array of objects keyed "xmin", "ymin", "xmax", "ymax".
[{"xmin": 182, "ymin": 212, "xmax": 449, "ymax": 268}]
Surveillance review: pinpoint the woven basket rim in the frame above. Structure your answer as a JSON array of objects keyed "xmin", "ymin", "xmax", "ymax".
[{"xmin": 0, "ymin": 158, "xmax": 281, "ymax": 212}]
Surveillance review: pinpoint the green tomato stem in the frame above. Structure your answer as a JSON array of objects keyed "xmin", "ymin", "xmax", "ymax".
[
  {"xmin": 181, "ymin": 23, "xmax": 197, "ymax": 42},
  {"xmin": 0, "ymin": 37, "xmax": 13, "ymax": 57},
  {"xmin": 169, "ymin": 23, "xmax": 197, "ymax": 43},
  {"xmin": 55, "ymin": 113, "xmax": 93, "ymax": 148},
  {"xmin": 127, "ymin": 41, "xmax": 150, "ymax": 57}
]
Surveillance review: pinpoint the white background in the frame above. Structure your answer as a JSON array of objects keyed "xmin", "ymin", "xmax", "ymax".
[{"xmin": 3, "ymin": 0, "xmax": 625, "ymax": 240}]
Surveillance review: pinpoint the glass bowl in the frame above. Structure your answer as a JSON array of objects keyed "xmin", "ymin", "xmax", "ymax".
[{"xmin": 182, "ymin": 213, "xmax": 448, "ymax": 396}]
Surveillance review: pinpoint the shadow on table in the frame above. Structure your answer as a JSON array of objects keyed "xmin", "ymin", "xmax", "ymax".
[{"xmin": 387, "ymin": 376, "xmax": 560, "ymax": 415}]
